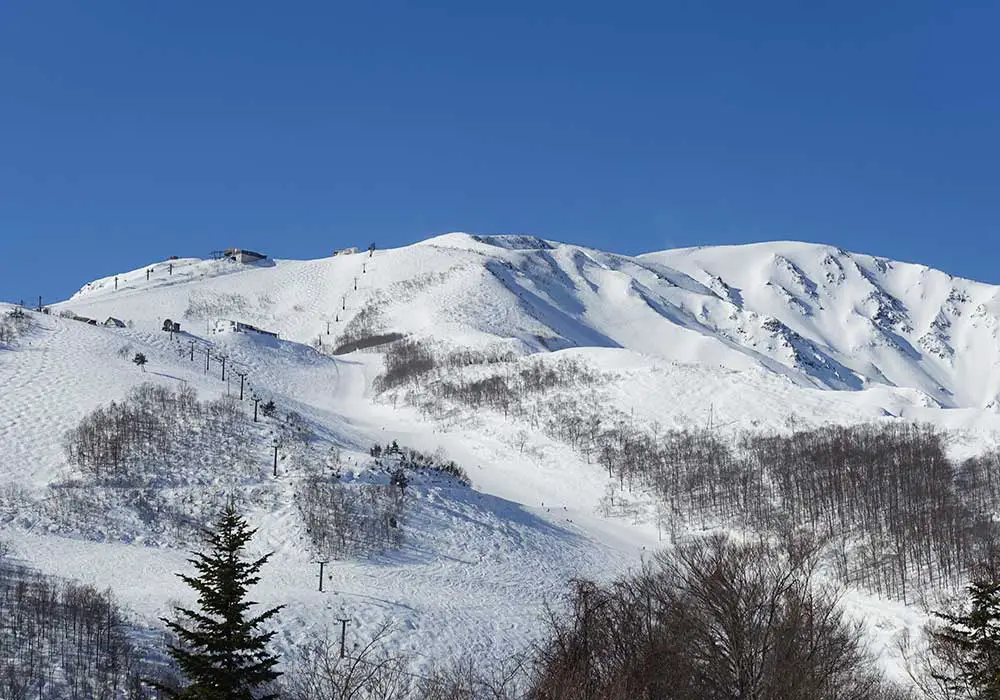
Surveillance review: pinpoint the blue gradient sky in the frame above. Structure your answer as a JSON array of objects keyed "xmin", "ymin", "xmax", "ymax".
[{"xmin": 1, "ymin": 1, "xmax": 998, "ymax": 302}]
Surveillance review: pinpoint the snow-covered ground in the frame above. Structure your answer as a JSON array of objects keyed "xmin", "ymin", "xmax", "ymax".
[{"xmin": 3, "ymin": 233, "xmax": 1000, "ymax": 680}]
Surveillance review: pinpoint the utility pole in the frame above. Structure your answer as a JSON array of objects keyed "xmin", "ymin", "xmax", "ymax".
[
  {"xmin": 219, "ymin": 355, "xmax": 227, "ymax": 382},
  {"xmin": 205, "ymin": 347, "xmax": 211, "ymax": 373},
  {"xmin": 271, "ymin": 438, "xmax": 279, "ymax": 477},
  {"xmin": 252, "ymin": 395, "xmax": 261, "ymax": 422},
  {"xmin": 234, "ymin": 370, "xmax": 248, "ymax": 400},
  {"xmin": 316, "ymin": 559, "xmax": 329, "ymax": 592},
  {"xmin": 337, "ymin": 619, "xmax": 350, "ymax": 658}
]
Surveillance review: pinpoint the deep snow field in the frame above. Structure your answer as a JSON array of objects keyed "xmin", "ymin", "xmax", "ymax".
[{"xmin": 4, "ymin": 232, "xmax": 1000, "ymax": 682}]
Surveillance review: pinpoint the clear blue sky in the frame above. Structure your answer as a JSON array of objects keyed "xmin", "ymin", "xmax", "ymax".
[{"xmin": 1, "ymin": 1, "xmax": 998, "ymax": 303}]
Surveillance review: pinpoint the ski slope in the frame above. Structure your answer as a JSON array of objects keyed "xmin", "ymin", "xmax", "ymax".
[{"xmin": 0, "ymin": 305, "xmax": 643, "ymax": 673}]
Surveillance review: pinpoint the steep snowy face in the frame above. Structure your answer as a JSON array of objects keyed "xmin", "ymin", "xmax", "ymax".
[
  {"xmin": 58, "ymin": 233, "xmax": 1000, "ymax": 409},
  {"xmin": 410, "ymin": 235, "xmax": 1000, "ymax": 407},
  {"xmin": 646, "ymin": 242, "xmax": 1000, "ymax": 409}
]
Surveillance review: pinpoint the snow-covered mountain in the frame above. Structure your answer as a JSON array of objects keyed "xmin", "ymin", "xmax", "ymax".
[
  {"xmin": 61, "ymin": 233, "xmax": 1000, "ymax": 410},
  {"xmin": 4, "ymin": 232, "xmax": 1000, "ymax": 685}
]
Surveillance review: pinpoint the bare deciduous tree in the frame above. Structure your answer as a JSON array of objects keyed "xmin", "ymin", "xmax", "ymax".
[{"xmin": 530, "ymin": 533, "xmax": 910, "ymax": 700}]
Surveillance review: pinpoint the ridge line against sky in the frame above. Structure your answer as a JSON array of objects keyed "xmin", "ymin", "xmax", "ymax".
[{"xmin": 1, "ymin": 1, "xmax": 998, "ymax": 303}]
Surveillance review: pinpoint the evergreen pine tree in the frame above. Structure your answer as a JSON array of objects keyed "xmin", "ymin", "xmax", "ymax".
[
  {"xmin": 160, "ymin": 503, "xmax": 284, "ymax": 699},
  {"xmin": 933, "ymin": 578, "xmax": 1000, "ymax": 699}
]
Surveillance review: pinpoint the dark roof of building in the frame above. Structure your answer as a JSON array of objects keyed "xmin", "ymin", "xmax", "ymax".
[
  {"xmin": 234, "ymin": 321, "xmax": 279, "ymax": 337},
  {"xmin": 224, "ymin": 248, "xmax": 267, "ymax": 259}
]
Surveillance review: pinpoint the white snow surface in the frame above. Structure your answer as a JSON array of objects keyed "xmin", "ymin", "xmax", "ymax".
[{"xmin": 3, "ymin": 232, "xmax": 1000, "ymax": 680}]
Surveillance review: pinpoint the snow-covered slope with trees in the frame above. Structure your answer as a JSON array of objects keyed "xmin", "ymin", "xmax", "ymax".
[{"xmin": 4, "ymin": 232, "xmax": 1000, "ymax": 688}]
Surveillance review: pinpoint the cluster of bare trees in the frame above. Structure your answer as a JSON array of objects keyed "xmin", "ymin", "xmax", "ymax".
[
  {"xmin": 53, "ymin": 383, "xmax": 275, "ymax": 544},
  {"xmin": 373, "ymin": 339, "xmax": 439, "ymax": 392},
  {"xmin": 294, "ymin": 442, "xmax": 474, "ymax": 560},
  {"xmin": 750, "ymin": 425, "xmax": 991, "ymax": 599},
  {"xmin": 374, "ymin": 338, "xmax": 596, "ymax": 410},
  {"xmin": 183, "ymin": 290, "xmax": 252, "ymax": 320},
  {"xmin": 585, "ymin": 423, "xmax": 997, "ymax": 600},
  {"xmin": 0, "ymin": 550, "xmax": 156, "ymax": 699},
  {"xmin": 442, "ymin": 346, "xmax": 518, "ymax": 369},
  {"xmin": 429, "ymin": 357, "xmax": 599, "ymax": 419},
  {"xmin": 591, "ymin": 421, "xmax": 1000, "ymax": 600},
  {"xmin": 0, "ymin": 307, "xmax": 32, "ymax": 346},
  {"xmin": 64, "ymin": 383, "xmax": 197, "ymax": 482},
  {"xmin": 370, "ymin": 441, "xmax": 471, "ymax": 486},
  {"xmin": 63, "ymin": 383, "xmax": 250, "ymax": 485},
  {"xmin": 332, "ymin": 332, "xmax": 405, "ymax": 356},
  {"xmin": 954, "ymin": 448, "xmax": 1000, "ymax": 523},
  {"xmin": 530, "ymin": 532, "xmax": 910, "ymax": 700},
  {"xmin": 295, "ymin": 476, "xmax": 405, "ymax": 559},
  {"xmin": 283, "ymin": 622, "xmax": 412, "ymax": 699},
  {"xmin": 284, "ymin": 620, "xmax": 526, "ymax": 700}
]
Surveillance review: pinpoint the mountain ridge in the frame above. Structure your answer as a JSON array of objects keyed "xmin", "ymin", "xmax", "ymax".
[{"xmin": 57, "ymin": 233, "xmax": 1000, "ymax": 410}]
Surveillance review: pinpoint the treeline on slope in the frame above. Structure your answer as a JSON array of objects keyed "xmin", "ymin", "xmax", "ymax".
[
  {"xmin": 51, "ymin": 383, "xmax": 278, "ymax": 544},
  {"xmin": 374, "ymin": 339, "xmax": 1000, "ymax": 601},
  {"xmin": 295, "ymin": 441, "xmax": 472, "ymax": 560},
  {"xmin": 0, "ymin": 543, "xmax": 158, "ymax": 699}
]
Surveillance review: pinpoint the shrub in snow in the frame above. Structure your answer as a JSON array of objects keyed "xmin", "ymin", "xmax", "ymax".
[{"xmin": 0, "ymin": 307, "xmax": 34, "ymax": 346}]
